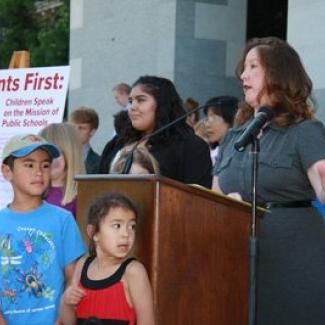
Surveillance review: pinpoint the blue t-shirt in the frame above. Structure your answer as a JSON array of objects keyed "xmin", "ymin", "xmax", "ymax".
[{"xmin": 0, "ymin": 201, "xmax": 86, "ymax": 325}]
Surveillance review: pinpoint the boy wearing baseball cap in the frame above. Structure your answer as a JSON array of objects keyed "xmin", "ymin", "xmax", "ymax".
[{"xmin": 0, "ymin": 134, "xmax": 86, "ymax": 325}]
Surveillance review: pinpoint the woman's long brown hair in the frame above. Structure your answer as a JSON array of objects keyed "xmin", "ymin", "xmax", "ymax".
[{"xmin": 235, "ymin": 37, "xmax": 314, "ymax": 127}]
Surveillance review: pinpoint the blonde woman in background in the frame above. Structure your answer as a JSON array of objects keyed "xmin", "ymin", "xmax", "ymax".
[{"xmin": 39, "ymin": 123, "xmax": 85, "ymax": 218}]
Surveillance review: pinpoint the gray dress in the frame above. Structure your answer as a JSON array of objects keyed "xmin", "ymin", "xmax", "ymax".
[{"xmin": 215, "ymin": 119, "xmax": 325, "ymax": 325}]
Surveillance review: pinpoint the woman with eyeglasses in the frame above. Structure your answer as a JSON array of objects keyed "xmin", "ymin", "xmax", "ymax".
[{"xmin": 203, "ymin": 96, "xmax": 238, "ymax": 165}]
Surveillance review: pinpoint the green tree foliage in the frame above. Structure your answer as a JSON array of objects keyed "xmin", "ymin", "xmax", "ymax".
[{"xmin": 0, "ymin": 0, "xmax": 69, "ymax": 68}]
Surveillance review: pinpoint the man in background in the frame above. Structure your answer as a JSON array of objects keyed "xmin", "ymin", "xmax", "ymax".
[
  {"xmin": 112, "ymin": 82, "xmax": 131, "ymax": 110},
  {"xmin": 69, "ymin": 107, "xmax": 100, "ymax": 174}
]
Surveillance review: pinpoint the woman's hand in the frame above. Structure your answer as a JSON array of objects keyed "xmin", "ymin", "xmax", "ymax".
[
  {"xmin": 307, "ymin": 160, "xmax": 325, "ymax": 204},
  {"xmin": 227, "ymin": 192, "xmax": 243, "ymax": 201},
  {"xmin": 316, "ymin": 162, "xmax": 325, "ymax": 190},
  {"xmin": 212, "ymin": 176, "xmax": 243, "ymax": 200}
]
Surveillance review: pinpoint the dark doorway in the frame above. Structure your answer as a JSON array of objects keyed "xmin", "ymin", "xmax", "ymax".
[{"xmin": 246, "ymin": 0, "xmax": 288, "ymax": 40}]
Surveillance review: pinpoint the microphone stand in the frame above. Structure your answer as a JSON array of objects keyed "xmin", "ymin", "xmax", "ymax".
[
  {"xmin": 248, "ymin": 136, "xmax": 259, "ymax": 325},
  {"xmin": 234, "ymin": 109, "xmax": 273, "ymax": 324}
]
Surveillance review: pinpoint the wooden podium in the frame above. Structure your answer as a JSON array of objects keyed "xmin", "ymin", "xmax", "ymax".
[{"xmin": 76, "ymin": 175, "xmax": 257, "ymax": 325}]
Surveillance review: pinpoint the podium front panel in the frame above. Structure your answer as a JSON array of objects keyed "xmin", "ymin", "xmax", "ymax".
[{"xmin": 76, "ymin": 175, "xmax": 252, "ymax": 325}]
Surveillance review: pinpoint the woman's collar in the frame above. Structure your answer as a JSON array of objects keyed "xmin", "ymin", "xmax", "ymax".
[{"xmin": 233, "ymin": 118, "xmax": 287, "ymax": 133}]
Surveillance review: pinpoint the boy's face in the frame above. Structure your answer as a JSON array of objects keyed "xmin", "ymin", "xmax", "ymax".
[
  {"xmin": 113, "ymin": 90, "xmax": 129, "ymax": 108},
  {"xmin": 70, "ymin": 122, "xmax": 95, "ymax": 145},
  {"xmin": 1, "ymin": 149, "xmax": 51, "ymax": 198}
]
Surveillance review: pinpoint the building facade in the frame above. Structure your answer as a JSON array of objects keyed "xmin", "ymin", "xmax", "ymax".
[{"xmin": 69, "ymin": 0, "xmax": 325, "ymax": 152}]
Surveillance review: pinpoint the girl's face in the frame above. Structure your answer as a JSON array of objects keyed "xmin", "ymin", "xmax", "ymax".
[
  {"xmin": 128, "ymin": 85, "xmax": 157, "ymax": 134},
  {"xmin": 93, "ymin": 206, "xmax": 136, "ymax": 260},
  {"xmin": 50, "ymin": 154, "xmax": 66, "ymax": 184},
  {"xmin": 204, "ymin": 108, "xmax": 230, "ymax": 144},
  {"xmin": 240, "ymin": 47, "xmax": 271, "ymax": 111}
]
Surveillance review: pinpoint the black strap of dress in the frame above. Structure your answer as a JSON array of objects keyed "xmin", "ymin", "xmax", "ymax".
[{"xmin": 80, "ymin": 256, "xmax": 136, "ymax": 290}]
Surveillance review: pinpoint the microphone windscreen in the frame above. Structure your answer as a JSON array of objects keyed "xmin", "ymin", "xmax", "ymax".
[{"xmin": 258, "ymin": 106, "xmax": 274, "ymax": 120}]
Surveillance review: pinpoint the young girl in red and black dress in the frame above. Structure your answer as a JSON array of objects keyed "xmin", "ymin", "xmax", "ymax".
[{"xmin": 60, "ymin": 193, "xmax": 155, "ymax": 325}]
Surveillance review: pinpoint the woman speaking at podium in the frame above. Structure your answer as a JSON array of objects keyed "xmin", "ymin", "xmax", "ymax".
[
  {"xmin": 213, "ymin": 37, "xmax": 325, "ymax": 325},
  {"xmin": 99, "ymin": 75, "xmax": 212, "ymax": 188}
]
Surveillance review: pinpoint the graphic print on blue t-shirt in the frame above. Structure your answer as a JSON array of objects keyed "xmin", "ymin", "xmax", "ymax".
[
  {"xmin": 0, "ymin": 202, "xmax": 86, "ymax": 325},
  {"xmin": 0, "ymin": 227, "xmax": 57, "ymax": 316}
]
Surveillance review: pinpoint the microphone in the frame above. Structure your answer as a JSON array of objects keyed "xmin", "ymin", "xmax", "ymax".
[
  {"xmin": 234, "ymin": 106, "xmax": 274, "ymax": 152},
  {"xmin": 121, "ymin": 103, "xmax": 209, "ymax": 174}
]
